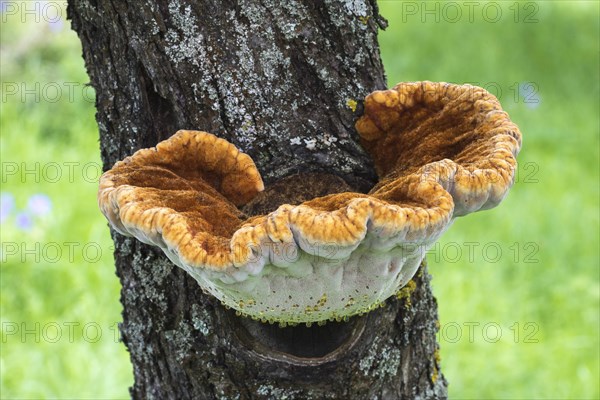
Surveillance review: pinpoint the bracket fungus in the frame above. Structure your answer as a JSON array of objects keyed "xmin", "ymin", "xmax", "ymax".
[{"xmin": 98, "ymin": 81, "xmax": 521, "ymax": 325}]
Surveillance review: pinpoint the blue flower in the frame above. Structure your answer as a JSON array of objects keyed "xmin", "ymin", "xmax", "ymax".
[
  {"xmin": 15, "ymin": 212, "xmax": 33, "ymax": 231},
  {"xmin": 48, "ymin": 19, "xmax": 64, "ymax": 33},
  {"xmin": 27, "ymin": 193, "xmax": 52, "ymax": 216},
  {"xmin": 0, "ymin": 192, "xmax": 15, "ymax": 223}
]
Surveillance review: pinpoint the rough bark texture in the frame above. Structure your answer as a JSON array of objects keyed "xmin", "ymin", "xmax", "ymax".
[{"xmin": 68, "ymin": 0, "xmax": 448, "ymax": 398}]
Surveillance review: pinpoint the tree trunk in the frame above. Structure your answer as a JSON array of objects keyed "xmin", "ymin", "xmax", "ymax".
[{"xmin": 68, "ymin": 1, "xmax": 447, "ymax": 398}]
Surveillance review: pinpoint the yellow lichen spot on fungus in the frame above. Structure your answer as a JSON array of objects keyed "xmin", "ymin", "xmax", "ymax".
[
  {"xmin": 317, "ymin": 293, "xmax": 328, "ymax": 307},
  {"xmin": 345, "ymin": 297, "xmax": 356, "ymax": 308}
]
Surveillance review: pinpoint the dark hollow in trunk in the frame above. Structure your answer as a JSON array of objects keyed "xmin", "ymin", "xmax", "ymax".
[{"xmin": 68, "ymin": 0, "xmax": 447, "ymax": 398}]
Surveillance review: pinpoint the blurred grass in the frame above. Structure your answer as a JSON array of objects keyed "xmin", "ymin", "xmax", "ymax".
[
  {"xmin": 1, "ymin": 1, "xmax": 598, "ymax": 399},
  {"xmin": 0, "ymin": 7, "xmax": 132, "ymax": 399}
]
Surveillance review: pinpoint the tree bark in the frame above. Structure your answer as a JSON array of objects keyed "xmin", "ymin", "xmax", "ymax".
[{"xmin": 68, "ymin": 1, "xmax": 447, "ymax": 398}]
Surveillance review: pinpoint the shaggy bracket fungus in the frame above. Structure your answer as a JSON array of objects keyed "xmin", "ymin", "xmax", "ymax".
[{"xmin": 98, "ymin": 81, "xmax": 521, "ymax": 328}]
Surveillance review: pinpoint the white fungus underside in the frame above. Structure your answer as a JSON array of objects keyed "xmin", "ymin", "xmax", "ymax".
[{"xmin": 160, "ymin": 232, "xmax": 443, "ymax": 324}]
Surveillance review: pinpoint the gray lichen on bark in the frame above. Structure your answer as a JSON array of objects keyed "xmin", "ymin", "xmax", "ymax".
[{"xmin": 97, "ymin": 0, "xmax": 385, "ymax": 186}]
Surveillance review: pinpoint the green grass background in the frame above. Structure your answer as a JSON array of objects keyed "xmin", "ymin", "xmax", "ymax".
[{"xmin": 1, "ymin": 1, "xmax": 598, "ymax": 398}]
